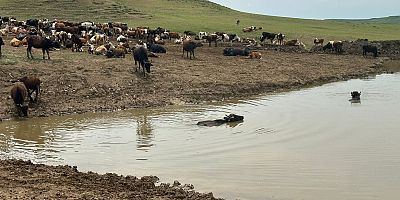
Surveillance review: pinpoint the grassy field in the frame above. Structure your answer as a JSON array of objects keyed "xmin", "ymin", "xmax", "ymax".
[{"xmin": 1, "ymin": 0, "xmax": 399, "ymax": 46}]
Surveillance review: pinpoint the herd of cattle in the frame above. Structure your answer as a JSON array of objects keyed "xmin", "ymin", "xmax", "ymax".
[{"xmin": 0, "ymin": 16, "xmax": 380, "ymax": 117}]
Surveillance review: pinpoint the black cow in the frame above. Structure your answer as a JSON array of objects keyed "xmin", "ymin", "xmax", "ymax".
[
  {"xmin": 362, "ymin": 45, "xmax": 378, "ymax": 57},
  {"xmin": 26, "ymin": 35, "xmax": 58, "ymax": 59},
  {"xmin": 184, "ymin": 31, "xmax": 197, "ymax": 36},
  {"xmin": 0, "ymin": 36, "xmax": 4, "ymax": 57},
  {"xmin": 133, "ymin": 46, "xmax": 153, "ymax": 77},
  {"xmin": 71, "ymin": 34, "xmax": 83, "ymax": 52},
  {"xmin": 182, "ymin": 40, "xmax": 203, "ymax": 59},
  {"xmin": 148, "ymin": 43, "xmax": 166, "ymax": 53},
  {"xmin": 223, "ymin": 47, "xmax": 250, "ymax": 56},
  {"xmin": 260, "ymin": 32, "xmax": 277, "ymax": 43},
  {"xmin": 26, "ymin": 19, "xmax": 39, "ymax": 27}
]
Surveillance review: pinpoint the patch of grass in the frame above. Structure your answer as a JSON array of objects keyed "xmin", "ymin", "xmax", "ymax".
[
  {"xmin": 0, "ymin": 0, "xmax": 399, "ymax": 47},
  {"xmin": 0, "ymin": 56, "xmax": 18, "ymax": 65}
]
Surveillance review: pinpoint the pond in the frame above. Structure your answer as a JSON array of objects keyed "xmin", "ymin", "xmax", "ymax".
[{"xmin": 1, "ymin": 73, "xmax": 400, "ymax": 200}]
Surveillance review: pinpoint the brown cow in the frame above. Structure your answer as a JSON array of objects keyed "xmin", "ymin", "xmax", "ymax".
[
  {"xmin": 314, "ymin": 38, "xmax": 324, "ymax": 46},
  {"xmin": 11, "ymin": 83, "xmax": 29, "ymax": 117}
]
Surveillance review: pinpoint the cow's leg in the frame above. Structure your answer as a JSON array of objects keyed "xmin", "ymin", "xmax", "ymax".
[
  {"xmin": 0, "ymin": 46, "xmax": 2, "ymax": 57},
  {"xmin": 182, "ymin": 49, "xmax": 184, "ymax": 57},
  {"xmin": 28, "ymin": 90, "xmax": 34, "ymax": 102},
  {"xmin": 27, "ymin": 46, "xmax": 31, "ymax": 58},
  {"xmin": 42, "ymin": 48, "xmax": 46, "ymax": 59}
]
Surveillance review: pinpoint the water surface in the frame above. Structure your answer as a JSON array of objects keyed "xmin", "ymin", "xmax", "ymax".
[{"xmin": 1, "ymin": 73, "xmax": 400, "ymax": 200}]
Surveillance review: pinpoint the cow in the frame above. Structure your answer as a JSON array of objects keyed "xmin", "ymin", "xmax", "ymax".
[
  {"xmin": 133, "ymin": 46, "xmax": 153, "ymax": 77},
  {"xmin": 362, "ymin": 45, "xmax": 378, "ymax": 57},
  {"xmin": 17, "ymin": 76, "xmax": 41, "ymax": 102},
  {"xmin": 323, "ymin": 41, "xmax": 343, "ymax": 53},
  {"xmin": 314, "ymin": 38, "xmax": 324, "ymax": 46},
  {"xmin": 243, "ymin": 26, "xmax": 256, "ymax": 33},
  {"xmin": 260, "ymin": 32, "xmax": 277, "ymax": 43},
  {"xmin": 10, "ymin": 38, "xmax": 23, "ymax": 47},
  {"xmin": 203, "ymin": 34, "xmax": 218, "ymax": 47},
  {"xmin": 0, "ymin": 36, "xmax": 4, "ymax": 57},
  {"xmin": 284, "ymin": 39, "xmax": 298, "ymax": 46},
  {"xmin": 184, "ymin": 31, "xmax": 197, "ymax": 36},
  {"xmin": 148, "ymin": 43, "xmax": 166, "ymax": 53},
  {"xmin": 26, "ymin": 19, "xmax": 39, "ymax": 28},
  {"xmin": 71, "ymin": 34, "xmax": 83, "ymax": 52},
  {"xmin": 26, "ymin": 35, "xmax": 58, "ymax": 59},
  {"xmin": 182, "ymin": 40, "xmax": 203, "ymax": 59},
  {"xmin": 277, "ymin": 33, "xmax": 285, "ymax": 45},
  {"xmin": 248, "ymin": 51, "xmax": 262, "ymax": 59},
  {"xmin": 10, "ymin": 82, "xmax": 29, "ymax": 117},
  {"xmin": 223, "ymin": 47, "xmax": 250, "ymax": 56},
  {"xmin": 106, "ymin": 47, "xmax": 126, "ymax": 58}
]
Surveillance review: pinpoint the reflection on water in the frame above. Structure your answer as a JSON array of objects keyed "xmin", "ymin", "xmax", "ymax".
[
  {"xmin": 136, "ymin": 113, "xmax": 154, "ymax": 150},
  {"xmin": 1, "ymin": 73, "xmax": 400, "ymax": 200}
]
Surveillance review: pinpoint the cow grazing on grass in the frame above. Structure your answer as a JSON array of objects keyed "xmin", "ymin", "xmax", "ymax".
[
  {"xmin": 182, "ymin": 40, "xmax": 203, "ymax": 59},
  {"xmin": 0, "ymin": 36, "xmax": 4, "ymax": 57},
  {"xmin": 17, "ymin": 76, "xmax": 41, "ymax": 102},
  {"xmin": 26, "ymin": 35, "xmax": 58, "ymax": 59},
  {"xmin": 133, "ymin": 46, "xmax": 153, "ymax": 77},
  {"xmin": 277, "ymin": 33, "xmax": 285, "ymax": 45},
  {"xmin": 323, "ymin": 41, "xmax": 343, "ymax": 53},
  {"xmin": 362, "ymin": 45, "xmax": 378, "ymax": 57},
  {"xmin": 223, "ymin": 47, "xmax": 250, "ymax": 56},
  {"xmin": 314, "ymin": 38, "xmax": 324, "ymax": 46},
  {"xmin": 11, "ymin": 83, "xmax": 29, "ymax": 117},
  {"xmin": 260, "ymin": 32, "xmax": 277, "ymax": 43}
]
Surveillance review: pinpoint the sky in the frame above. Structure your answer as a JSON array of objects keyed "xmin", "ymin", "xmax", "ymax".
[{"xmin": 208, "ymin": 0, "xmax": 400, "ymax": 19}]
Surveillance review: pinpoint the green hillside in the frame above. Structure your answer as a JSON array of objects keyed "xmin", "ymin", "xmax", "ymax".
[
  {"xmin": 330, "ymin": 16, "xmax": 400, "ymax": 24},
  {"xmin": 1, "ymin": 0, "xmax": 399, "ymax": 46}
]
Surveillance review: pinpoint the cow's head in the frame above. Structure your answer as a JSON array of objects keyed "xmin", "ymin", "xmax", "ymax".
[
  {"xmin": 144, "ymin": 61, "xmax": 153, "ymax": 73},
  {"xmin": 19, "ymin": 104, "xmax": 28, "ymax": 117}
]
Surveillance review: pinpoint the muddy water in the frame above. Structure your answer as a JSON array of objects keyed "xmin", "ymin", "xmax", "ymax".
[{"xmin": 1, "ymin": 73, "xmax": 400, "ymax": 200}]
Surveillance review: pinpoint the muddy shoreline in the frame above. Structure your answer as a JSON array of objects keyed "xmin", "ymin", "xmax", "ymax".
[
  {"xmin": 0, "ymin": 38, "xmax": 392, "ymax": 120},
  {"xmin": 0, "ymin": 159, "xmax": 221, "ymax": 200}
]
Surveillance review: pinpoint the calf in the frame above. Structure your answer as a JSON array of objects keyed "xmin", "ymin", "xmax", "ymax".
[
  {"xmin": 277, "ymin": 33, "xmax": 285, "ymax": 45},
  {"xmin": 248, "ymin": 51, "xmax": 262, "ymax": 59},
  {"xmin": 362, "ymin": 45, "xmax": 378, "ymax": 57},
  {"xmin": 223, "ymin": 47, "xmax": 250, "ymax": 56},
  {"xmin": 314, "ymin": 38, "xmax": 324, "ymax": 46},
  {"xmin": 182, "ymin": 40, "xmax": 203, "ymax": 59},
  {"xmin": 260, "ymin": 32, "xmax": 277, "ymax": 43},
  {"xmin": 10, "ymin": 83, "xmax": 29, "ymax": 117},
  {"xmin": 133, "ymin": 46, "xmax": 153, "ymax": 77},
  {"xmin": 18, "ymin": 76, "xmax": 41, "ymax": 102}
]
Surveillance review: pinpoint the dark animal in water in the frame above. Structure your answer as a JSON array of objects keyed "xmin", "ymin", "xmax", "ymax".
[
  {"xmin": 10, "ymin": 83, "xmax": 29, "ymax": 117},
  {"xmin": 133, "ymin": 46, "xmax": 153, "ymax": 77},
  {"xmin": 350, "ymin": 91, "xmax": 361, "ymax": 100},
  {"xmin": 18, "ymin": 76, "xmax": 41, "ymax": 102},
  {"xmin": 362, "ymin": 45, "xmax": 378, "ymax": 57},
  {"xmin": 26, "ymin": 35, "xmax": 58, "ymax": 59},
  {"xmin": 197, "ymin": 114, "xmax": 244, "ymax": 127}
]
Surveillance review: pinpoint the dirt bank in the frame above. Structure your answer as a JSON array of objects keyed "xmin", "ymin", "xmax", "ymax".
[
  {"xmin": 0, "ymin": 38, "xmax": 390, "ymax": 120},
  {"xmin": 0, "ymin": 159, "xmax": 220, "ymax": 200}
]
